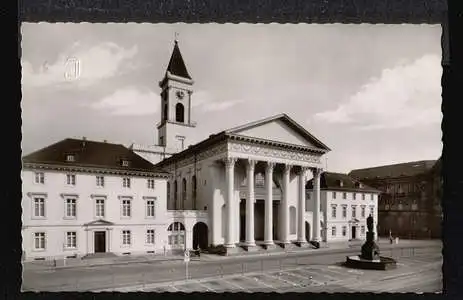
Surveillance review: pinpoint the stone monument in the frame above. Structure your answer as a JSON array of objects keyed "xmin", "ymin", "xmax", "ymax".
[
  {"xmin": 360, "ymin": 215, "xmax": 380, "ymax": 261},
  {"xmin": 345, "ymin": 214, "xmax": 397, "ymax": 270}
]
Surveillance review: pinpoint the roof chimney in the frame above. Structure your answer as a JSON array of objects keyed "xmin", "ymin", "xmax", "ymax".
[
  {"xmin": 82, "ymin": 136, "xmax": 87, "ymax": 141},
  {"xmin": 103, "ymin": 139, "xmax": 107, "ymax": 143}
]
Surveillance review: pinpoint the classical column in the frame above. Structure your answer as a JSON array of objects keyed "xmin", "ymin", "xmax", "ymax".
[
  {"xmin": 312, "ymin": 168, "xmax": 322, "ymax": 242},
  {"xmin": 224, "ymin": 157, "xmax": 237, "ymax": 248},
  {"xmin": 297, "ymin": 167, "xmax": 308, "ymax": 245},
  {"xmin": 281, "ymin": 164, "xmax": 291, "ymax": 245},
  {"xmin": 245, "ymin": 159, "xmax": 256, "ymax": 247},
  {"xmin": 264, "ymin": 162, "xmax": 275, "ymax": 246}
]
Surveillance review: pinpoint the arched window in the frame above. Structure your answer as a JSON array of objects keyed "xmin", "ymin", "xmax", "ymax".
[
  {"xmin": 167, "ymin": 181, "xmax": 171, "ymax": 208},
  {"xmin": 290, "ymin": 206, "xmax": 297, "ymax": 234},
  {"xmin": 167, "ymin": 222, "xmax": 185, "ymax": 248},
  {"xmin": 192, "ymin": 175, "xmax": 197, "ymax": 209},
  {"xmin": 255, "ymin": 173, "xmax": 265, "ymax": 187},
  {"xmin": 163, "ymin": 103, "xmax": 168, "ymax": 121},
  {"xmin": 175, "ymin": 103, "xmax": 185, "ymax": 123},
  {"xmin": 174, "ymin": 180, "xmax": 178, "ymax": 210},
  {"xmin": 182, "ymin": 178, "xmax": 187, "ymax": 209}
]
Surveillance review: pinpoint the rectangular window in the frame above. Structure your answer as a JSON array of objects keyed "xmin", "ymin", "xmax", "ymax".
[
  {"xmin": 34, "ymin": 172, "xmax": 45, "ymax": 184},
  {"xmin": 66, "ymin": 174, "xmax": 76, "ymax": 185},
  {"xmin": 66, "ymin": 231, "xmax": 77, "ymax": 248},
  {"xmin": 342, "ymin": 192, "xmax": 347, "ymax": 200},
  {"xmin": 34, "ymin": 197, "xmax": 45, "ymax": 218},
  {"xmin": 361, "ymin": 226, "xmax": 365, "ymax": 235},
  {"xmin": 96, "ymin": 176, "xmax": 105, "ymax": 187},
  {"xmin": 122, "ymin": 200, "xmax": 131, "ymax": 217},
  {"xmin": 331, "ymin": 226, "xmax": 336, "ymax": 237},
  {"xmin": 65, "ymin": 198, "xmax": 77, "ymax": 218},
  {"xmin": 342, "ymin": 226, "xmax": 347, "ymax": 237},
  {"xmin": 371, "ymin": 194, "xmax": 374, "ymax": 201},
  {"xmin": 361, "ymin": 206, "xmax": 366, "ymax": 218},
  {"xmin": 123, "ymin": 177, "xmax": 131, "ymax": 188},
  {"xmin": 146, "ymin": 200, "xmax": 155, "ymax": 217},
  {"xmin": 362, "ymin": 193, "xmax": 365, "ymax": 200},
  {"xmin": 95, "ymin": 199, "xmax": 105, "ymax": 218},
  {"xmin": 331, "ymin": 205, "xmax": 337, "ymax": 218},
  {"xmin": 352, "ymin": 206, "xmax": 357, "ymax": 218},
  {"xmin": 370, "ymin": 206, "xmax": 375, "ymax": 217},
  {"xmin": 353, "ymin": 193, "xmax": 356, "ymax": 200},
  {"xmin": 332, "ymin": 192, "xmax": 336, "ymax": 199},
  {"xmin": 342, "ymin": 206, "xmax": 347, "ymax": 218},
  {"xmin": 34, "ymin": 232, "xmax": 46, "ymax": 250},
  {"xmin": 147, "ymin": 179, "xmax": 155, "ymax": 189},
  {"xmin": 146, "ymin": 229, "xmax": 155, "ymax": 244},
  {"xmin": 122, "ymin": 230, "xmax": 131, "ymax": 246}
]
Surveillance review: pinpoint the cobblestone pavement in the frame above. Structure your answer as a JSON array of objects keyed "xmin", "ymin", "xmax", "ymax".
[{"xmin": 98, "ymin": 251, "xmax": 441, "ymax": 293}]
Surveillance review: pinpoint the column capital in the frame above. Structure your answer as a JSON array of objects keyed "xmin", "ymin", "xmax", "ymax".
[
  {"xmin": 298, "ymin": 166, "xmax": 309, "ymax": 177},
  {"xmin": 265, "ymin": 161, "xmax": 276, "ymax": 171},
  {"xmin": 223, "ymin": 157, "xmax": 237, "ymax": 168},
  {"xmin": 247, "ymin": 159, "xmax": 257, "ymax": 170},
  {"xmin": 284, "ymin": 164, "xmax": 292, "ymax": 173},
  {"xmin": 311, "ymin": 167, "xmax": 322, "ymax": 177}
]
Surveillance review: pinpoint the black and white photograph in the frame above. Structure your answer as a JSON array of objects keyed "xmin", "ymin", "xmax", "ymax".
[{"xmin": 20, "ymin": 23, "xmax": 442, "ymax": 293}]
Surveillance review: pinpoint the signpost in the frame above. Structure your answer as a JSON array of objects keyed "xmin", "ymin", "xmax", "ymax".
[{"xmin": 184, "ymin": 249, "xmax": 190, "ymax": 281}]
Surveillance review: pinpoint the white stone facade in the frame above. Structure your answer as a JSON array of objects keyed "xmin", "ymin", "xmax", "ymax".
[
  {"xmin": 21, "ymin": 167, "xmax": 170, "ymax": 261},
  {"xmin": 307, "ymin": 189, "xmax": 379, "ymax": 242}
]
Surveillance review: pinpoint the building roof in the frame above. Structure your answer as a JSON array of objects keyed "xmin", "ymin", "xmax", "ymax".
[
  {"xmin": 349, "ymin": 160, "xmax": 437, "ymax": 180},
  {"xmin": 306, "ymin": 172, "xmax": 380, "ymax": 193},
  {"xmin": 22, "ymin": 138, "xmax": 168, "ymax": 175},
  {"xmin": 165, "ymin": 40, "xmax": 192, "ymax": 80},
  {"xmin": 225, "ymin": 113, "xmax": 331, "ymax": 151},
  {"xmin": 155, "ymin": 113, "xmax": 330, "ymax": 168}
]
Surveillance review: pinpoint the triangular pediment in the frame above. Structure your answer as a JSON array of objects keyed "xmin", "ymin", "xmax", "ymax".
[
  {"xmin": 226, "ymin": 114, "xmax": 330, "ymax": 151},
  {"xmin": 84, "ymin": 219, "xmax": 114, "ymax": 226}
]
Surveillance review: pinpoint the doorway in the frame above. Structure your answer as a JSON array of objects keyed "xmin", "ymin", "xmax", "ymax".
[
  {"xmin": 94, "ymin": 231, "xmax": 106, "ymax": 253},
  {"xmin": 351, "ymin": 226, "xmax": 357, "ymax": 240},
  {"xmin": 192, "ymin": 222, "xmax": 209, "ymax": 250}
]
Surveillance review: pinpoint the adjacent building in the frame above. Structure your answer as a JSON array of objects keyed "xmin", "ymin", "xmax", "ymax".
[
  {"xmin": 21, "ymin": 138, "xmax": 169, "ymax": 261},
  {"xmin": 306, "ymin": 172, "xmax": 380, "ymax": 243},
  {"xmin": 349, "ymin": 159, "xmax": 441, "ymax": 239}
]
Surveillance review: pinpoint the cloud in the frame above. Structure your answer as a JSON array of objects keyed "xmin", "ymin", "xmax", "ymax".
[
  {"xmin": 313, "ymin": 54, "xmax": 442, "ymax": 130},
  {"xmin": 90, "ymin": 87, "xmax": 159, "ymax": 116},
  {"xmin": 192, "ymin": 90, "xmax": 244, "ymax": 112},
  {"xmin": 22, "ymin": 42, "xmax": 138, "ymax": 88}
]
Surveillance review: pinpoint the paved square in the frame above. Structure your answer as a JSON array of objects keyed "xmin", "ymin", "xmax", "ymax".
[{"xmin": 140, "ymin": 252, "xmax": 441, "ymax": 293}]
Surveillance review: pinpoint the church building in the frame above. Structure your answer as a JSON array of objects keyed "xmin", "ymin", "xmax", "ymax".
[
  {"xmin": 22, "ymin": 39, "xmax": 336, "ymax": 260},
  {"xmin": 133, "ymin": 39, "xmax": 332, "ymax": 254}
]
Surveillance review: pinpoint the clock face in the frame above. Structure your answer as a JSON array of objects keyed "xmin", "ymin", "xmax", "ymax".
[{"xmin": 176, "ymin": 90, "xmax": 185, "ymax": 99}]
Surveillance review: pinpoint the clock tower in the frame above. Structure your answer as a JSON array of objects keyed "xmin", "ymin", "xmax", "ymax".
[{"xmin": 157, "ymin": 39, "xmax": 196, "ymax": 151}]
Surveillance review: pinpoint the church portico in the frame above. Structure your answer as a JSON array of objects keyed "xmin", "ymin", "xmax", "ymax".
[
  {"xmin": 155, "ymin": 112, "xmax": 331, "ymax": 254},
  {"xmin": 215, "ymin": 142, "xmax": 325, "ymax": 252}
]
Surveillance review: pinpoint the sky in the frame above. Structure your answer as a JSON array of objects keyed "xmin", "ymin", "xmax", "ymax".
[{"xmin": 21, "ymin": 23, "xmax": 442, "ymax": 173}]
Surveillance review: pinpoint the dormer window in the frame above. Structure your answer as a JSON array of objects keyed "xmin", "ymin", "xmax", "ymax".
[
  {"xmin": 66, "ymin": 154, "xmax": 75, "ymax": 162},
  {"xmin": 338, "ymin": 180, "xmax": 344, "ymax": 187},
  {"xmin": 121, "ymin": 160, "xmax": 130, "ymax": 167},
  {"xmin": 355, "ymin": 182, "xmax": 363, "ymax": 189}
]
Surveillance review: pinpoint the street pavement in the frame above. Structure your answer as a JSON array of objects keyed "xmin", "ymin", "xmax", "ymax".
[
  {"xmin": 103, "ymin": 251, "xmax": 442, "ymax": 293},
  {"xmin": 21, "ymin": 239, "xmax": 442, "ymax": 293}
]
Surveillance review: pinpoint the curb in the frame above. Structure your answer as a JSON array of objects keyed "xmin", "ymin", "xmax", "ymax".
[{"xmin": 25, "ymin": 257, "xmax": 186, "ymax": 271}]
